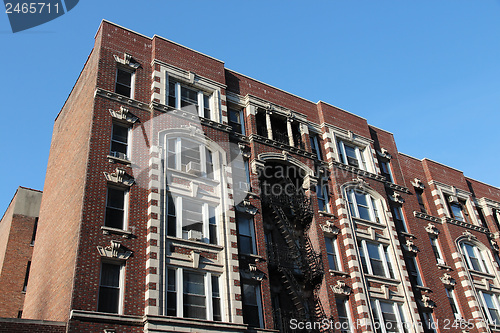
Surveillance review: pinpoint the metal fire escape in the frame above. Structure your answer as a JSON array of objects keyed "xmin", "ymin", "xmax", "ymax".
[{"xmin": 262, "ymin": 179, "xmax": 328, "ymax": 332}]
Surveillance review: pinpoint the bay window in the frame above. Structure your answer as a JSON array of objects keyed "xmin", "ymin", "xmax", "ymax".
[
  {"xmin": 337, "ymin": 140, "xmax": 367, "ymax": 170},
  {"xmin": 461, "ymin": 243, "xmax": 490, "ymax": 273},
  {"xmin": 166, "ymin": 195, "xmax": 218, "ymax": 244},
  {"xmin": 166, "ymin": 267, "xmax": 222, "ymax": 321},
  {"xmin": 358, "ymin": 240, "xmax": 394, "ymax": 279},
  {"xmin": 167, "ymin": 80, "xmax": 213, "ymax": 120},
  {"xmin": 166, "ymin": 138, "xmax": 215, "ymax": 179},
  {"xmin": 347, "ymin": 189, "xmax": 381, "ymax": 223}
]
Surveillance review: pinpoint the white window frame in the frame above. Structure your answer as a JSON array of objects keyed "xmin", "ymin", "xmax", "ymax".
[
  {"xmin": 167, "ymin": 79, "xmax": 213, "ymax": 120},
  {"xmin": 325, "ymin": 236, "xmax": 342, "ymax": 271},
  {"xmin": 165, "ymin": 267, "xmax": 223, "ymax": 321},
  {"xmin": 110, "ymin": 123, "xmax": 131, "ymax": 161},
  {"xmin": 104, "ymin": 186, "xmax": 129, "ymax": 231},
  {"xmin": 167, "ymin": 195, "xmax": 219, "ymax": 244},
  {"xmin": 337, "ymin": 140, "xmax": 367, "ymax": 170},
  {"xmin": 310, "ymin": 133, "xmax": 323, "ymax": 160},
  {"xmin": 429, "ymin": 236, "xmax": 445, "ymax": 265},
  {"xmin": 461, "ymin": 243, "xmax": 490, "ymax": 274},
  {"xmin": 479, "ymin": 291, "xmax": 500, "ymax": 325},
  {"xmin": 317, "ymin": 183, "xmax": 331, "ymax": 213},
  {"xmin": 370, "ymin": 299, "xmax": 407, "ymax": 333},
  {"xmin": 98, "ymin": 261, "xmax": 124, "ymax": 314},
  {"xmin": 115, "ymin": 67, "xmax": 135, "ymax": 99},
  {"xmin": 445, "ymin": 288, "xmax": 461, "ymax": 319},
  {"xmin": 359, "ymin": 240, "xmax": 394, "ymax": 279},
  {"xmin": 391, "ymin": 205, "xmax": 407, "ymax": 232},
  {"xmin": 408, "ymin": 256, "xmax": 423, "ymax": 286},
  {"xmin": 166, "ymin": 137, "xmax": 216, "ymax": 180},
  {"xmin": 241, "ymin": 281, "xmax": 264, "ymax": 328},
  {"xmin": 346, "ymin": 189, "xmax": 381, "ymax": 223},
  {"xmin": 336, "ymin": 297, "xmax": 353, "ymax": 333}
]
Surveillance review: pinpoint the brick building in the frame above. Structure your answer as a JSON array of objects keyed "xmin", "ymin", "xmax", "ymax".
[{"xmin": 2, "ymin": 20, "xmax": 500, "ymax": 332}]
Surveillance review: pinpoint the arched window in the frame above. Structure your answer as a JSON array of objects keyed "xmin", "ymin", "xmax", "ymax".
[
  {"xmin": 346, "ymin": 189, "xmax": 381, "ymax": 223},
  {"xmin": 461, "ymin": 242, "xmax": 490, "ymax": 274}
]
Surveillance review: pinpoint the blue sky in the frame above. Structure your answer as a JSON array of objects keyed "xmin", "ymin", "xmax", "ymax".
[{"xmin": 1, "ymin": 0, "xmax": 499, "ymax": 214}]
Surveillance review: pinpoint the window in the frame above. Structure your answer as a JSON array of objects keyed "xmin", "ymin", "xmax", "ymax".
[
  {"xmin": 310, "ymin": 133, "xmax": 323, "ymax": 160},
  {"xmin": 166, "ymin": 195, "xmax": 218, "ymax": 244},
  {"xmin": 98, "ymin": 262, "xmax": 122, "ymax": 314},
  {"xmin": 22, "ymin": 261, "xmax": 31, "ymax": 292},
  {"xmin": 336, "ymin": 298, "xmax": 352, "ymax": 333},
  {"xmin": 421, "ymin": 312, "xmax": 437, "ymax": 333},
  {"xmin": 480, "ymin": 291, "xmax": 500, "ymax": 325},
  {"xmin": 476, "ymin": 206, "xmax": 489, "ymax": 230},
  {"xmin": 316, "ymin": 184, "xmax": 330, "ymax": 213},
  {"xmin": 115, "ymin": 67, "xmax": 134, "ymax": 98},
  {"xmin": 461, "ymin": 243, "xmax": 490, "ymax": 273},
  {"xmin": 232, "ymin": 157, "xmax": 250, "ymax": 192},
  {"xmin": 493, "ymin": 209, "xmax": 500, "ymax": 230},
  {"xmin": 406, "ymin": 256, "xmax": 423, "ymax": 286},
  {"xmin": 371, "ymin": 299, "xmax": 407, "ymax": 333},
  {"xmin": 415, "ymin": 189, "xmax": 427, "ymax": 214},
  {"xmin": 429, "ymin": 236, "xmax": 445, "ymax": 265},
  {"xmin": 380, "ymin": 160, "xmax": 393, "ymax": 182},
  {"xmin": 445, "ymin": 288, "xmax": 461, "ymax": 319},
  {"xmin": 237, "ymin": 213, "xmax": 256, "ymax": 255},
  {"xmin": 325, "ymin": 237, "xmax": 341, "ymax": 271},
  {"xmin": 166, "ymin": 138, "xmax": 215, "ymax": 179},
  {"xmin": 242, "ymin": 282, "xmax": 263, "ymax": 328},
  {"xmin": 166, "ymin": 267, "xmax": 221, "ymax": 321},
  {"xmin": 167, "ymin": 80, "xmax": 213, "ymax": 120},
  {"xmin": 337, "ymin": 140, "xmax": 367, "ymax": 170},
  {"xmin": 448, "ymin": 198, "xmax": 470, "ymax": 223},
  {"xmin": 359, "ymin": 241, "xmax": 394, "ymax": 279},
  {"xmin": 391, "ymin": 206, "xmax": 407, "ymax": 232},
  {"xmin": 229, "ymin": 108, "xmax": 245, "ymax": 134},
  {"xmin": 30, "ymin": 217, "xmax": 38, "ymax": 245},
  {"xmin": 110, "ymin": 123, "xmax": 130, "ymax": 160},
  {"xmin": 105, "ymin": 187, "xmax": 127, "ymax": 230},
  {"xmin": 346, "ymin": 189, "xmax": 380, "ymax": 223}
]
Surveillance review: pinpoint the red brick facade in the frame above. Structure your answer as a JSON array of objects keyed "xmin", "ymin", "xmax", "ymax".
[{"xmin": 2, "ymin": 20, "xmax": 500, "ymax": 333}]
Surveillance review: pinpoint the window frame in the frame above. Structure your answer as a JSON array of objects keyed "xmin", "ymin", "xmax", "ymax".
[
  {"xmin": 346, "ymin": 189, "xmax": 381, "ymax": 223},
  {"xmin": 447, "ymin": 197, "xmax": 471, "ymax": 223},
  {"xmin": 166, "ymin": 137, "xmax": 216, "ymax": 180},
  {"xmin": 479, "ymin": 291, "xmax": 500, "ymax": 325},
  {"xmin": 406, "ymin": 256, "xmax": 423, "ymax": 286},
  {"xmin": 241, "ymin": 281, "xmax": 264, "ymax": 328},
  {"xmin": 370, "ymin": 299, "xmax": 407, "ymax": 333},
  {"xmin": 167, "ymin": 79, "xmax": 214, "ymax": 120},
  {"xmin": 228, "ymin": 107, "xmax": 245, "ymax": 135},
  {"xmin": 165, "ymin": 267, "xmax": 223, "ymax": 321},
  {"xmin": 317, "ymin": 183, "xmax": 331, "ymax": 213},
  {"xmin": 336, "ymin": 297, "xmax": 353, "ymax": 333},
  {"xmin": 97, "ymin": 261, "xmax": 124, "ymax": 314},
  {"xmin": 310, "ymin": 133, "xmax": 323, "ymax": 160},
  {"xmin": 429, "ymin": 236, "xmax": 445, "ymax": 265},
  {"xmin": 445, "ymin": 288, "xmax": 461, "ymax": 319},
  {"xmin": 461, "ymin": 242, "xmax": 490, "ymax": 274},
  {"xmin": 379, "ymin": 159, "xmax": 393, "ymax": 182},
  {"xmin": 391, "ymin": 205, "xmax": 407, "ymax": 232},
  {"xmin": 115, "ymin": 66, "xmax": 135, "ymax": 99},
  {"xmin": 166, "ymin": 195, "xmax": 219, "ymax": 244},
  {"xmin": 325, "ymin": 236, "xmax": 342, "ymax": 271},
  {"xmin": 236, "ymin": 213, "xmax": 257, "ymax": 255},
  {"xmin": 110, "ymin": 123, "xmax": 131, "ymax": 161},
  {"xmin": 337, "ymin": 140, "xmax": 367, "ymax": 170},
  {"xmin": 359, "ymin": 240, "xmax": 394, "ymax": 279},
  {"xmin": 104, "ymin": 186, "xmax": 128, "ymax": 231}
]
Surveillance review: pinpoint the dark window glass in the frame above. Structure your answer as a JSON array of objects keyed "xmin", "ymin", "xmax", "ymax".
[
  {"xmin": 105, "ymin": 188, "xmax": 125, "ymax": 229},
  {"xmin": 115, "ymin": 68, "xmax": 132, "ymax": 97},
  {"xmin": 325, "ymin": 237, "xmax": 339, "ymax": 271},
  {"xmin": 30, "ymin": 217, "xmax": 38, "ymax": 245},
  {"xmin": 168, "ymin": 81, "xmax": 176, "ymax": 108},
  {"xmin": 166, "ymin": 268, "xmax": 176, "ymax": 316},
  {"xmin": 203, "ymin": 95, "xmax": 211, "ymax": 119},
  {"xmin": 229, "ymin": 108, "xmax": 243, "ymax": 134},
  {"xmin": 242, "ymin": 283, "xmax": 261, "ymax": 327},
  {"xmin": 98, "ymin": 263, "xmax": 121, "ymax": 313},
  {"xmin": 167, "ymin": 193, "xmax": 176, "ymax": 237},
  {"xmin": 212, "ymin": 275, "xmax": 221, "ymax": 321},
  {"xmin": 111, "ymin": 124, "xmax": 128, "ymax": 159},
  {"xmin": 180, "ymin": 86, "xmax": 199, "ymax": 114},
  {"xmin": 183, "ymin": 271, "xmax": 206, "ymax": 319},
  {"xmin": 22, "ymin": 261, "xmax": 31, "ymax": 292},
  {"xmin": 416, "ymin": 189, "xmax": 427, "ymax": 214},
  {"xmin": 209, "ymin": 206, "xmax": 217, "ymax": 245},
  {"xmin": 237, "ymin": 214, "xmax": 254, "ymax": 255}
]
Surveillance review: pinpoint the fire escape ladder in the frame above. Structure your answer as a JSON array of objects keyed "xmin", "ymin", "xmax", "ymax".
[
  {"xmin": 279, "ymin": 266, "xmax": 308, "ymax": 318},
  {"xmin": 304, "ymin": 236, "xmax": 324, "ymax": 285}
]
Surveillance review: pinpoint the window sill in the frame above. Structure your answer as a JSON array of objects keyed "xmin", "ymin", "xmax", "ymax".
[
  {"xmin": 436, "ymin": 263, "xmax": 453, "ymax": 271},
  {"xmin": 400, "ymin": 231, "xmax": 416, "ymax": 239},
  {"xmin": 166, "ymin": 168, "xmax": 220, "ymax": 185},
  {"xmin": 415, "ymin": 285, "xmax": 433, "ymax": 293},
  {"xmin": 101, "ymin": 226, "xmax": 132, "ymax": 238},
  {"xmin": 329, "ymin": 269, "xmax": 349, "ymax": 277},
  {"xmin": 166, "ymin": 236, "xmax": 224, "ymax": 252},
  {"xmin": 353, "ymin": 217, "xmax": 385, "ymax": 229},
  {"xmin": 107, "ymin": 155, "xmax": 131, "ymax": 165},
  {"xmin": 240, "ymin": 253, "xmax": 265, "ymax": 263},
  {"xmin": 469, "ymin": 269, "xmax": 495, "ymax": 279},
  {"xmin": 319, "ymin": 211, "xmax": 336, "ymax": 218},
  {"xmin": 364, "ymin": 274, "xmax": 400, "ymax": 285}
]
